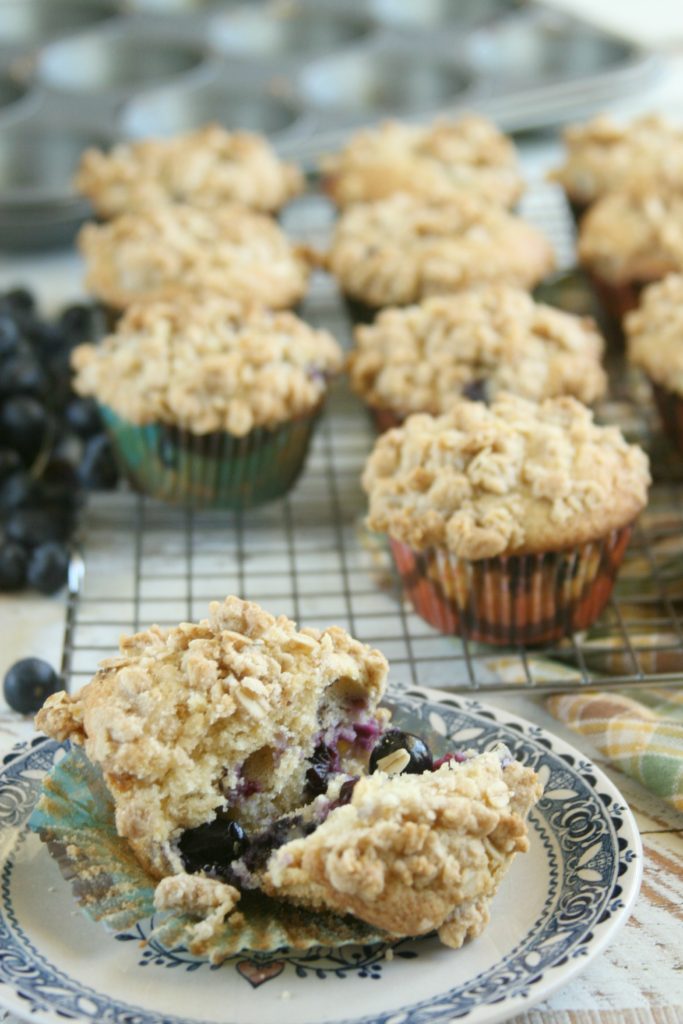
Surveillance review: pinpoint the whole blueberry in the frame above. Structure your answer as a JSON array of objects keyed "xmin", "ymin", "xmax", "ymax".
[
  {"xmin": 369, "ymin": 730, "xmax": 433, "ymax": 775},
  {"xmin": 0, "ymin": 447, "xmax": 22, "ymax": 481},
  {"xmin": 78, "ymin": 434, "xmax": 118, "ymax": 490},
  {"xmin": 27, "ymin": 541, "xmax": 70, "ymax": 595},
  {"xmin": 0, "ymin": 396, "xmax": 49, "ymax": 463},
  {"xmin": 0, "ymin": 471, "xmax": 38, "ymax": 511},
  {"xmin": 2, "ymin": 287, "xmax": 35, "ymax": 316},
  {"xmin": 58, "ymin": 303, "xmax": 97, "ymax": 345},
  {"xmin": 26, "ymin": 319, "xmax": 66, "ymax": 354},
  {"xmin": 0, "ymin": 542, "xmax": 28, "ymax": 591},
  {"xmin": 0, "ymin": 355, "xmax": 48, "ymax": 399},
  {"xmin": 0, "ymin": 314, "xmax": 20, "ymax": 359},
  {"xmin": 65, "ymin": 398, "xmax": 103, "ymax": 439},
  {"xmin": 5, "ymin": 507, "xmax": 72, "ymax": 547},
  {"xmin": 3, "ymin": 657, "xmax": 61, "ymax": 715},
  {"xmin": 179, "ymin": 819, "xmax": 248, "ymax": 876}
]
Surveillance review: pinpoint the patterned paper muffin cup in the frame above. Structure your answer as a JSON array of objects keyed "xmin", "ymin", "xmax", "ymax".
[
  {"xmin": 389, "ymin": 526, "xmax": 634, "ymax": 646},
  {"xmin": 99, "ymin": 403, "xmax": 322, "ymax": 509},
  {"xmin": 587, "ymin": 273, "xmax": 649, "ymax": 342},
  {"xmin": 651, "ymin": 382, "xmax": 683, "ymax": 456}
]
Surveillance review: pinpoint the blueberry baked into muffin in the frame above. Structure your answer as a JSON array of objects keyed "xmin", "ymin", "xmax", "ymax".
[
  {"xmin": 363, "ymin": 394, "xmax": 650, "ymax": 645},
  {"xmin": 321, "ymin": 114, "xmax": 524, "ymax": 210},
  {"xmin": 34, "ymin": 597, "xmax": 541, "ymax": 956},
  {"xmin": 79, "ymin": 202, "xmax": 311, "ymax": 315},
  {"xmin": 70, "ymin": 295, "xmax": 342, "ymax": 507},
  {"xmin": 76, "ymin": 125, "xmax": 304, "ymax": 219},
  {"xmin": 349, "ymin": 285, "xmax": 607, "ymax": 431},
  {"xmin": 327, "ymin": 193, "xmax": 555, "ymax": 323}
]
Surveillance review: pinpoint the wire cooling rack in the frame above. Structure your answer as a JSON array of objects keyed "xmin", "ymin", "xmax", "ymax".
[{"xmin": 61, "ymin": 179, "xmax": 683, "ymax": 695}]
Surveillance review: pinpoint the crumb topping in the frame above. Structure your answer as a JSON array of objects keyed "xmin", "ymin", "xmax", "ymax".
[
  {"xmin": 578, "ymin": 189, "xmax": 683, "ymax": 285},
  {"xmin": 262, "ymin": 752, "xmax": 541, "ymax": 944},
  {"xmin": 327, "ymin": 193, "xmax": 555, "ymax": 308},
  {"xmin": 71, "ymin": 297, "xmax": 343, "ymax": 435},
  {"xmin": 349, "ymin": 287, "xmax": 606, "ymax": 413},
  {"xmin": 76, "ymin": 124, "xmax": 304, "ymax": 218},
  {"xmin": 551, "ymin": 113, "xmax": 683, "ymax": 204},
  {"xmin": 362, "ymin": 393, "xmax": 649, "ymax": 559},
  {"xmin": 321, "ymin": 115, "xmax": 523, "ymax": 209},
  {"xmin": 35, "ymin": 596, "xmax": 388, "ymax": 879},
  {"xmin": 79, "ymin": 203, "xmax": 311, "ymax": 311},
  {"xmin": 626, "ymin": 273, "xmax": 683, "ymax": 393}
]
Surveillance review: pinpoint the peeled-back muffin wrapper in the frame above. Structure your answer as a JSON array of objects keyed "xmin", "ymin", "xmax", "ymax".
[
  {"xmin": 28, "ymin": 745, "xmax": 385, "ymax": 962},
  {"xmin": 99, "ymin": 403, "xmax": 322, "ymax": 509},
  {"xmin": 389, "ymin": 526, "xmax": 634, "ymax": 646}
]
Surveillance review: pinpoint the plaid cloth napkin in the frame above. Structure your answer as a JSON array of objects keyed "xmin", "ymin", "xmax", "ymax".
[{"xmin": 546, "ymin": 688, "xmax": 683, "ymax": 812}]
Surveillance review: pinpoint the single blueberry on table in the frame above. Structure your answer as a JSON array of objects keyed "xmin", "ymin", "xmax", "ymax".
[
  {"xmin": 0, "ymin": 541, "xmax": 28, "ymax": 591},
  {"xmin": 0, "ymin": 355, "xmax": 48, "ymax": 400},
  {"xmin": 0, "ymin": 471, "xmax": 39, "ymax": 511},
  {"xmin": 27, "ymin": 541, "xmax": 70, "ymax": 595},
  {"xmin": 2, "ymin": 287, "xmax": 35, "ymax": 316},
  {"xmin": 369, "ymin": 729, "xmax": 433, "ymax": 775},
  {"xmin": 3, "ymin": 657, "xmax": 61, "ymax": 715},
  {"xmin": 58, "ymin": 303, "xmax": 97, "ymax": 346}
]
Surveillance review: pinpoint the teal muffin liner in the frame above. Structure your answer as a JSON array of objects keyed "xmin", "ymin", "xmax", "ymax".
[
  {"xmin": 99, "ymin": 403, "xmax": 322, "ymax": 509},
  {"xmin": 29, "ymin": 746, "xmax": 385, "ymax": 962}
]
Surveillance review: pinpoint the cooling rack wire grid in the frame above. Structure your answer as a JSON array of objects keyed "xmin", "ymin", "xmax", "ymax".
[{"xmin": 62, "ymin": 178, "xmax": 683, "ymax": 695}]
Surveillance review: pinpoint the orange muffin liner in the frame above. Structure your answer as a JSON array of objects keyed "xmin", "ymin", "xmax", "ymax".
[{"xmin": 389, "ymin": 526, "xmax": 634, "ymax": 646}]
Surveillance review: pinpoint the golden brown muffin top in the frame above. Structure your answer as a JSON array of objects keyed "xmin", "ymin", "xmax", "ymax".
[
  {"xmin": 79, "ymin": 202, "xmax": 311, "ymax": 311},
  {"xmin": 349, "ymin": 286, "xmax": 606, "ymax": 414},
  {"xmin": 322, "ymin": 115, "xmax": 523, "ymax": 209},
  {"xmin": 76, "ymin": 124, "xmax": 304, "ymax": 218},
  {"xmin": 71, "ymin": 297, "xmax": 343, "ymax": 435},
  {"xmin": 626, "ymin": 273, "xmax": 683, "ymax": 394},
  {"xmin": 327, "ymin": 193, "xmax": 555, "ymax": 309},
  {"xmin": 551, "ymin": 114, "xmax": 683, "ymax": 205},
  {"xmin": 362, "ymin": 393, "xmax": 649, "ymax": 559}
]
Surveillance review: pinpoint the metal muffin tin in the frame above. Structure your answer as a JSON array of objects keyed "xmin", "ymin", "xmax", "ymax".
[{"xmin": 0, "ymin": 0, "xmax": 660, "ymax": 251}]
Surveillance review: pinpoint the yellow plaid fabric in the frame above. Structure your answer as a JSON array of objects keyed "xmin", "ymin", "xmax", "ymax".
[{"xmin": 547, "ymin": 688, "xmax": 683, "ymax": 812}]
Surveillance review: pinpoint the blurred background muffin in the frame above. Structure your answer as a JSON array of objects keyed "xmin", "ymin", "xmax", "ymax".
[
  {"xmin": 79, "ymin": 203, "xmax": 312, "ymax": 318},
  {"xmin": 321, "ymin": 115, "xmax": 523, "ymax": 210},
  {"xmin": 349, "ymin": 286, "xmax": 607, "ymax": 431},
  {"xmin": 76, "ymin": 125, "xmax": 305, "ymax": 220},
  {"xmin": 71, "ymin": 296, "xmax": 343, "ymax": 509},
  {"xmin": 327, "ymin": 193, "xmax": 555, "ymax": 324}
]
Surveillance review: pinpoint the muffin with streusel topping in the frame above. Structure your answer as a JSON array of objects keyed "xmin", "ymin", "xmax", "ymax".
[
  {"xmin": 327, "ymin": 193, "xmax": 555, "ymax": 324},
  {"xmin": 79, "ymin": 202, "xmax": 311, "ymax": 318},
  {"xmin": 76, "ymin": 124, "xmax": 304, "ymax": 219},
  {"xmin": 362, "ymin": 393, "xmax": 650, "ymax": 645},
  {"xmin": 349, "ymin": 286, "xmax": 607, "ymax": 431},
  {"xmin": 626, "ymin": 273, "xmax": 683, "ymax": 454},
  {"xmin": 578, "ymin": 188, "xmax": 683, "ymax": 325},
  {"xmin": 71, "ymin": 296, "xmax": 343, "ymax": 507},
  {"xmin": 321, "ymin": 115, "xmax": 524, "ymax": 210},
  {"xmin": 550, "ymin": 113, "xmax": 683, "ymax": 222}
]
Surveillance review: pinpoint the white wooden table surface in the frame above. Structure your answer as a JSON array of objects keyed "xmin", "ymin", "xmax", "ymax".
[{"xmin": 2, "ymin": 4, "xmax": 683, "ymax": 1021}]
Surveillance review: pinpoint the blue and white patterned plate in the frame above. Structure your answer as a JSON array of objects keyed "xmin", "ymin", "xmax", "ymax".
[{"xmin": 0, "ymin": 689, "xmax": 641, "ymax": 1024}]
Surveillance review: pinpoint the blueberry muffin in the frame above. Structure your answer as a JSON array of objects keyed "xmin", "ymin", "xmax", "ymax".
[
  {"xmin": 349, "ymin": 286, "xmax": 607, "ymax": 430},
  {"xmin": 76, "ymin": 124, "xmax": 304, "ymax": 219},
  {"xmin": 71, "ymin": 296, "xmax": 343, "ymax": 507},
  {"xmin": 578, "ymin": 187, "xmax": 683, "ymax": 324},
  {"xmin": 35, "ymin": 595, "xmax": 541, "ymax": 952},
  {"xmin": 79, "ymin": 202, "xmax": 311, "ymax": 315},
  {"xmin": 327, "ymin": 193, "xmax": 555, "ymax": 323},
  {"xmin": 363, "ymin": 393, "xmax": 650, "ymax": 645},
  {"xmin": 626, "ymin": 273, "xmax": 683, "ymax": 454},
  {"xmin": 551, "ymin": 113, "xmax": 683, "ymax": 222},
  {"xmin": 321, "ymin": 115, "xmax": 523, "ymax": 210}
]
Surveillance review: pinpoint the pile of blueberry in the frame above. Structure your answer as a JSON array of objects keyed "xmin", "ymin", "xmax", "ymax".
[{"xmin": 0, "ymin": 287, "xmax": 119, "ymax": 596}]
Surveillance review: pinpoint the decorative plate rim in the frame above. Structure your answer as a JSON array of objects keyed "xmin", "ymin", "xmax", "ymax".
[{"xmin": 0, "ymin": 689, "xmax": 643, "ymax": 1024}]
